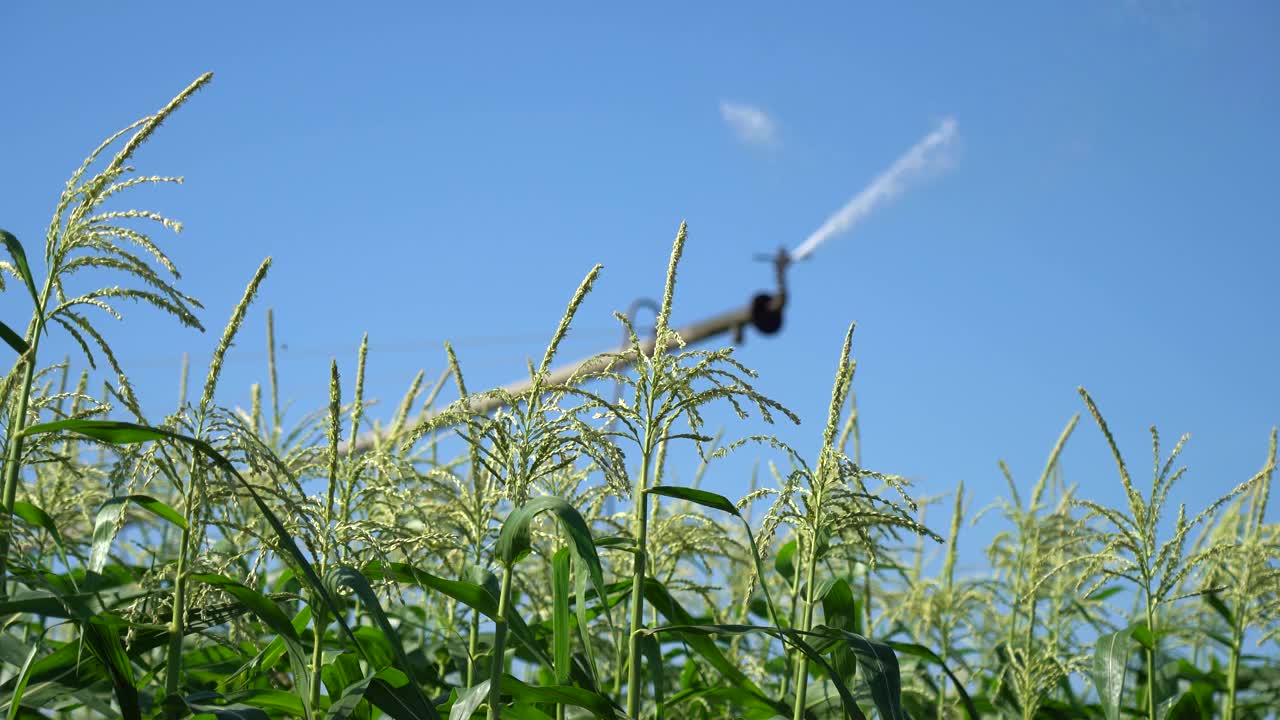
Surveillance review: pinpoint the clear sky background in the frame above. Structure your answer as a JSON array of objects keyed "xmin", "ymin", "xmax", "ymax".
[{"xmin": 2, "ymin": 3, "xmax": 1278, "ymax": 573}]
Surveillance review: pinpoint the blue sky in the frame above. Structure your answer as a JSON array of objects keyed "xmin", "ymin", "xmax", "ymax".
[{"xmin": 2, "ymin": 3, "xmax": 1278, "ymax": 571}]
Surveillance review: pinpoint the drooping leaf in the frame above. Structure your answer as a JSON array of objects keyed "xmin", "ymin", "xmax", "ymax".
[
  {"xmin": 646, "ymin": 485, "xmax": 736, "ymax": 515},
  {"xmin": 829, "ymin": 627, "xmax": 904, "ymax": 720},
  {"xmin": 259, "ymin": 604, "xmax": 314, "ymax": 683},
  {"xmin": 89, "ymin": 494, "xmax": 187, "ymax": 572},
  {"xmin": 225, "ymin": 690, "xmax": 307, "ymax": 717},
  {"xmin": 190, "ymin": 573, "xmax": 314, "ymax": 720},
  {"xmin": 1129, "ymin": 621, "xmax": 1154, "ymax": 651},
  {"xmin": 646, "ymin": 484, "xmax": 780, "ymax": 625},
  {"xmin": 320, "ymin": 651, "xmax": 375, "ymax": 720},
  {"xmin": 496, "ymin": 495, "xmax": 611, "ymax": 637},
  {"xmin": 662, "ymin": 686, "xmax": 784, "ymax": 719},
  {"xmin": 500, "ymin": 706, "xmax": 554, "ymax": 720},
  {"xmin": 497, "ymin": 497, "xmax": 606, "ymax": 603},
  {"xmin": 0, "ymin": 591, "xmax": 96, "ymax": 619},
  {"xmin": 639, "ymin": 580, "xmax": 762, "ymax": 695},
  {"xmin": 362, "ymin": 561, "xmax": 552, "ymax": 669},
  {"xmin": 326, "ymin": 566, "xmax": 439, "ymax": 720},
  {"xmin": 0, "ymin": 229, "xmax": 40, "ymax": 309},
  {"xmin": 1202, "ymin": 590, "xmax": 1235, "ymax": 627},
  {"xmin": 12, "ymin": 501, "xmax": 64, "ymax": 553},
  {"xmin": 821, "ymin": 578, "xmax": 858, "ymax": 680},
  {"xmin": 572, "ymin": 553, "xmax": 600, "ymax": 685}
]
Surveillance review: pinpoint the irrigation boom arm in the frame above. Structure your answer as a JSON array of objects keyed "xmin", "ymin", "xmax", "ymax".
[{"xmin": 351, "ymin": 248, "xmax": 791, "ymax": 452}]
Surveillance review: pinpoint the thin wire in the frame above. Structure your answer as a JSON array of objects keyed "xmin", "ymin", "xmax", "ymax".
[{"xmin": 117, "ymin": 326, "xmax": 621, "ymax": 369}]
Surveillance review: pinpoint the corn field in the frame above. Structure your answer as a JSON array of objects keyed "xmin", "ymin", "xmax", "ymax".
[{"xmin": 1, "ymin": 75, "xmax": 1277, "ymax": 720}]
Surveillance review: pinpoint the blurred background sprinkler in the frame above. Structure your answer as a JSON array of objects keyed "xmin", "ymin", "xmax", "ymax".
[{"xmin": 349, "ymin": 116, "xmax": 958, "ymax": 450}]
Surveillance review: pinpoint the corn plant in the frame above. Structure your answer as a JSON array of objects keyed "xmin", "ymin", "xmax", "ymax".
[
  {"xmin": 1040, "ymin": 389, "xmax": 1275, "ymax": 720},
  {"xmin": 1198, "ymin": 430, "xmax": 1278, "ymax": 718},
  {"xmin": 1, "ymin": 73, "xmax": 211, "ymax": 597},
  {"xmin": 968, "ymin": 417, "xmax": 1095, "ymax": 719}
]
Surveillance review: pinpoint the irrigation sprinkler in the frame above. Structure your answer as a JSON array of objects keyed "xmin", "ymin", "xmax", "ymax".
[{"xmin": 351, "ymin": 116, "xmax": 959, "ymax": 451}]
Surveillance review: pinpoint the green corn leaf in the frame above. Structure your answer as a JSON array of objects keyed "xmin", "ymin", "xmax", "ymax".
[
  {"xmin": 851, "ymin": 639, "xmax": 903, "ymax": 720},
  {"xmin": 362, "ymin": 561, "xmax": 553, "ymax": 669},
  {"xmin": 821, "ymin": 578, "xmax": 858, "ymax": 680},
  {"xmin": 646, "ymin": 484, "xmax": 780, "ymax": 625},
  {"xmin": 22, "ymin": 418, "xmax": 367, "ymax": 674},
  {"xmin": 592, "ymin": 536, "xmax": 636, "ymax": 552},
  {"xmin": 325, "ymin": 565, "xmax": 437, "ymax": 720},
  {"xmin": 324, "ymin": 670, "xmax": 379, "ymax": 720},
  {"xmin": 550, "ymin": 548, "xmax": 571, "ymax": 686},
  {"xmin": 464, "ymin": 563, "xmax": 501, "ymax": 601},
  {"xmin": 775, "ymin": 539, "xmax": 798, "ymax": 580},
  {"xmin": 1091, "ymin": 626, "xmax": 1134, "ymax": 720},
  {"xmin": 496, "ymin": 495, "xmax": 610, "ymax": 631},
  {"xmin": 363, "ymin": 668, "xmax": 440, "ymax": 720},
  {"xmin": 1129, "ymin": 621, "xmax": 1154, "ymax": 651},
  {"xmin": 23, "ymin": 419, "xmax": 192, "ymax": 445},
  {"xmin": 81, "ymin": 615, "xmax": 140, "ymax": 720},
  {"xmin": 89, "ymin": 494, "xmax": 187, "ymax": 573},
  {"xmin": 12, "ymin": 501, "xmax": 64, "ymax": 553},
  {"xmin": 259, "ymin": 605, "xmax": 314, "ymax": 684},
  {"xmin": 500, "ymin": 705, "xmax": 554, "ymax": 720},
  {"xmin": 638, "ymin": 632, "xmax": 666, "ymax": 720},
  {"xmin": 884, "ymin": 642, "xmax": 979, "ymax": 720},
  {"xmin": 0, "ymin": 641, "xmax": 113, "ymax": 715},
  {"xmin": 640, "ymin": 623, "xmax": 866, "ymax": 720},
  {"xmin": 661, "ymin": 686, "xmax": 784, "ymax": 719},
  {"xmin": 499, "ymin": 675, "xmax": 622, "ymax": 719},
  {"xmin": 572, "ymin": 553, "xmax": 600, "ymax": 685},
  {"xmin": 225, "ymin": 690, "xmax": 307, "ymax": 717},
  {"xmin": 808, "ymin": 624, "xmax": 904, "ymax": 720},
  {"xmin": 1161, "ymin": 690, "xmax": 1204, "ymax": 720},
  {"xmin": 1202, "ymin": 590, "xmax": 1235, "ymax": 627},
  {"xmin": 4, "ymin": 630, "xmax": 43, "ymax": 720},
  {"xmin": 448, "ymin": 681, "xmax": 489, "ymax": 720},
  {"xmin": 645, "ymin": 485, "xmax": 736, "ymax": 514},
  {"xmin": 0, "ymin": 599, "xmax": 257, "ymax": 703},
  {"xmin": 190, "ymin": 573, "xmax": 314, "ymax": 720},
  {"xmin": 638, "ymin": 579, "xmax": 772, "ymax": 703},
  {"xmin": 367, "ymin": 563, "xmax": 499, "ymax": 616},
  {"xmin": 0, "ymin": 229, "xmax": 40, "ymax": 309},
  {"xmin": 0, "ymin": 319, "xmax": 28, "ymax": 355},
  {"xmin": 0, "ymin": 591, "xmax": 97, "ymax": 619},
  {"xmin": 182, "ymin": 690, "xmax": 270, "ymax": 720}
]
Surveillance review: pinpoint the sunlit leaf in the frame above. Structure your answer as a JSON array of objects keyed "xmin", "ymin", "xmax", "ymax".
[
  {"xmin": 0, "ymin": 229, "xmax": 40, "ymax": 308},
  {"xmin": 1091, "ymin": 626, "xmax": 1134, "ymax": 720}
]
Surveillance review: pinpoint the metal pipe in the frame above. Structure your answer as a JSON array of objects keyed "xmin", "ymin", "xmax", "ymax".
[{"xmin": 350, "ymin": 248, "xmax": 791, "ymax": 452}]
